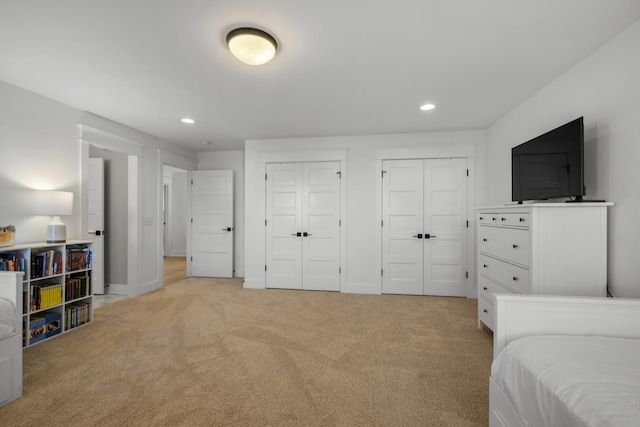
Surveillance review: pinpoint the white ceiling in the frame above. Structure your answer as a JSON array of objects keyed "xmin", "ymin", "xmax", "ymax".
[{"xmin": 2, "ymin": 1, "xmax": 640, "ymax": 152}]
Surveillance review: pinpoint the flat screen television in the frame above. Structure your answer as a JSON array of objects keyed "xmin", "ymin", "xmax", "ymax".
[{"xmin": 512, "ymin": 117, "xmax": 585, "ymax": 203}]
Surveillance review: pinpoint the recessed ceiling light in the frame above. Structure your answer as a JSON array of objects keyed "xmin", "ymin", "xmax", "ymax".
[
  {"xmin": 226, "ymin": 27, "xmax": 278, "ymax": 66},
  {"xmin": 420, "ymin": 103, "xmax": 436, "ymax": 111},
  {"xmin": 181, "ymin": 118, "xmax": 195, "ymax": 124}
]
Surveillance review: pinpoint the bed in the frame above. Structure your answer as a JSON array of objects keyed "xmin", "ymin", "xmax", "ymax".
[
  {"xmin": 489, "ymin": 294, "xmax": 640, "ymax": 427},
  {"xmin": 0, "ymin": 271, "xmax": 23, "ymax": 407}
]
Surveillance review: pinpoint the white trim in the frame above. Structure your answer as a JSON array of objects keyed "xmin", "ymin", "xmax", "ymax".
[
  {"xmin": 78, "ymin": 125, "xmax": 144, "ymax": 157},
  {"xmin": 260, "ymin": 149, "xmax": 348, "ymax": 163},
  {"xmin": 127, "ymin": 156, "xmax": 140, "ymax": 296},
  {"xmin": 157, "ymin": 150, "xmax": 196, "ymax": 282},
  {"xmin": 375, "ymin": 144, "xmax": 476, "ymax": 160}
]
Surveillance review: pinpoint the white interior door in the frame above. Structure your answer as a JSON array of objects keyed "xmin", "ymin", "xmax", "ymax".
[
  {"xmin": 382, "ymin": 158, "xmax": 467, "ymax": 296},
  {"xmin": 302, "ymin": 162, "xmax": 341, "ymax": 291},
  {"xmin": 423, "ymin": 158, "xmax": 468, "ymax": 296},
  {"xmin": 266, "ymin": 163, "xmax": 303, "ymax": 289},
  {"xmin": 88, "ymin": 157, "xmax": 105, "ymax": 294},
  {"xmin": 266, "ymin": 162, "xmax": 341, "ymax": 291},
  {"xmin": 381, "ymin": 159, "xmax": 424, "ymax": 295},
  {"xmin": 190, "ymin": 170, "xmax": 234, "ymax": 278}
]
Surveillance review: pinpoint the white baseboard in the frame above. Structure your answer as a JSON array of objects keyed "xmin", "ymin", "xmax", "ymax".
[
  {"xmin": 104, "ymin": 283, "xmax": 128, "ymax": 295},
  {"xmin": 341, "ymin": 282, "xmax": 381, "ymax": 295}
]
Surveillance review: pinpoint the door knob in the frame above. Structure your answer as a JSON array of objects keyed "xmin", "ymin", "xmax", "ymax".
[
  {"xmin": 303, "ymin": 232, "xmax": 312, "ymax": 237},
  {"xmin": 412, "ymin": 234, "xmax": 423, "ymax": 239},
  {"xmin": 291, "ymin": 232, "xmax": 302, "ymax": 237},
  {"xmin": 222, "ymin": 227, "xmax": 233, "ymax": 232}
]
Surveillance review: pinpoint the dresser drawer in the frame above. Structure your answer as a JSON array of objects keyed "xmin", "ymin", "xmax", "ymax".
[
  {"xmin": 478, "ymin": 296, "xmax": 494, "ymax": 330},
  {"xmin": 478, "ymin": 212, "xmax": 499, "ymax": 226},
  {"xmin": 479, "ymin": 254, "xmax": 530, "ymax": 294},
  {"xmin": 478, "ymin": 226, "xmax": 530, "ymax": 266},
  {"xmin": 495, "ymin": 213, "xmax": 530, "ymax": 228},
  {"xmin": 478, "ymin": 275, "xmax": 515, "ymax": 300}
]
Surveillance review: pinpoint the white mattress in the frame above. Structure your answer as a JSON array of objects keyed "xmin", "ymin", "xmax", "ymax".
[
  {"xmin": 0, "ymin": 297, "xmax": 16, "ymax": 341},
  {"xmin": 491, "ymin": 335, "xmax": 640, "ymax": 427}
]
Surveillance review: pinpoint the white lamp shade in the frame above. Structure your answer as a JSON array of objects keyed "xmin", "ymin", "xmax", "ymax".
[{"xmin": 35, "ymin": 191, "xmax": 74, "ymax": 216}]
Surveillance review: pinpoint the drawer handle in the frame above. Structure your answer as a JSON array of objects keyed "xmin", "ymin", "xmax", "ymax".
[
  {"xmin": 483, "ymin": 287, "xmax": 488, "ymax": 291},
  {"xmin": 479, "ymin": 216, "xmax": 484, "ymax": 220},
  {"xmin": 483, "ymin": 309, "xmax": 489, "ymax": 313},
  {"xmin": 519, "ymin": 218, "xmax": 525, "ymax": 222},
  {"xmin": 492, "ymin": 217, "xmax": 497, "ymax": 221},
  {"xmin": 501, "ymin": 217, "xmax": 506, "ymax": 221},
  {"xmin": 483, "ymin": 264, "xmax": 488, "ymax": 268},
  {"xmin": 512, "ymin": 244, "xmax": 518, "ymax": 249},
  {"xmin": 483, "ymin": 238, "xmax": 488, "ymax": 242},
  {"xmin": 513, "ymin": 276, "xmax": 518, "ymax": 281}
]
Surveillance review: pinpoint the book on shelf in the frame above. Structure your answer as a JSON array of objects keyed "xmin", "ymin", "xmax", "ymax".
[
  {"xmin": 66, "ymin": 245, "xmax": 92, "ymax": 272},
  {"xmin": 31, "ymin": 249, "xmax": 62, "ymax": 278},
  {"xmin": 65, "ymin": 275, "xmax": 91, "ymax": 301},
  {"xmin": 30, "ymin": 283, "xmax": 63, "ymax": 311},
  {"xmin": 0, "ymin": 252, "xmax": 25, "ymax": 272},
  {"xmin": 65, "ymin": 302, "xmax": 91, "ymax": 329}
]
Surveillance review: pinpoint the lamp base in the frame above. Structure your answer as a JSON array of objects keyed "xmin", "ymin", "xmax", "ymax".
[{"xmin": 46, "ymin": 217, "xmax": 67, "ymax": 243}]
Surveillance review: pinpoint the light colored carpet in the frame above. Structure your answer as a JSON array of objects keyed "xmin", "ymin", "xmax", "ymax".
[{"xmin": 0, "ymin": 277, "xmax": 493, "ymax": 426}]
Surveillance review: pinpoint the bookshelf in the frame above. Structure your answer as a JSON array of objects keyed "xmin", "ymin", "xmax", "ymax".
[{"xmin": 0, "ymin": 240, "xmax": 93, "ymax": 347}]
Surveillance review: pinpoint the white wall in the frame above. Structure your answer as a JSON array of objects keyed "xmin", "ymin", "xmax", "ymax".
[
  {"xmin": 485, "ymin": 19, "xmax": 640, "ymax": 297},
  {"xmin": 244, "ymin": 132, "xmax": 485, "ymax": 293},
  {"xmin": 0, "ymin": 81, "xmax": 83, "ymax": 243},
  {"xmin": 0, "ymin": 80, "xmax": 198, "ymax": 296},
  {"xmin": 198, "ymin": 151, "xmax": 245, "ymax": 277}
]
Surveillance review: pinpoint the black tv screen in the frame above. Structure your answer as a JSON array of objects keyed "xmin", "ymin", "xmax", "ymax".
[{"xmin": 512, "ymin": 117, "xmax": 584, "ymax": 202}]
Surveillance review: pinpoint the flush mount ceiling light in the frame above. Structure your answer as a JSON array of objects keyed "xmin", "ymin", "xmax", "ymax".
[
  {"xmin": 420, "ymin": 103, "xmax": 436, "ymax": 111},
  {"xmin": 181, "ymin": 118, "xmax": 195, "ymax": 124},
  {"xmin": 226, "ymin": 27, "xmax": 278, "ymax": 66}
]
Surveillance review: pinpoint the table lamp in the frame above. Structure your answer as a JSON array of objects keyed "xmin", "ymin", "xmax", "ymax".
[{"xmin": 35, "ymin": 190, "xmax": 74, "ymax": 243}]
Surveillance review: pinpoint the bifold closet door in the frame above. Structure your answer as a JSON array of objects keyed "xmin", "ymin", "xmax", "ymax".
[
  {"xmin": 382, "ymin": 158, "xmax": 468, "ymax": 296},
  {"xmin": 266, "ymin": 162, "xmax": 341, "ymax": 291}
]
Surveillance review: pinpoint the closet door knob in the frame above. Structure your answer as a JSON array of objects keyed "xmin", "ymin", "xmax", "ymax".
[
  {"xmin": 512, "ymin": 244, "xmax": 518, "ymax": 249},
  {"xmin": 412, "ymin": 234, "xmax": 423, "ymax": 239}
]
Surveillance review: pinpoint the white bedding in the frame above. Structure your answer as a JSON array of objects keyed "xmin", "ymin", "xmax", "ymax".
[
  {"xmin": 491, "ymin": 335, "xmax": 640, "ymax": 427},
  {"xmin": 0, "ymin": 297, "xmax": 17, "ymax": 341}
]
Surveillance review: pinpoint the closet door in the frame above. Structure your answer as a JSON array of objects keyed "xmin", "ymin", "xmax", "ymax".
[
  {"xmin": 302, "ymin": 162, "xmax": 341, "ymax": 291},
  {"xmin": 381, "ymin": 159, "xmax": 425, "ymax": 295},
  {"xmin": 382, "ymin": 158, "xmax": 468, "ymax": 296},
  {"xmin": 266, "ymin": 162, "xmax": 341, "ymax": 291},
  {"xmin": 266, "ymin": 163, "xmax": 303, "ymax": 289},
  {"xmin": 423, "ymin": 158, "xmax": 467, "ymax": 296}
]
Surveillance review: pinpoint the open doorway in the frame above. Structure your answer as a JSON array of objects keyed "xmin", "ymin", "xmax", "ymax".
[{"xmin": 162, "ymin": 165, "xmax": 188, "ymax": 282}]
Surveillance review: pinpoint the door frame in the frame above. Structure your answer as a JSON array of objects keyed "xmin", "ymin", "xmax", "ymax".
[
  {"xmin": 375, "ymin": 144, "xmax": 477, "ymax": 297},
  {"xmin": 248, "ymin": 149, "xmax": 348, "ymax": 290},
  {"xmin": 79, "ymin": 125, "xmax": 142, "ymax": 297},
  {"xmin": 158, "ymin": 150, "xmax": 197, "ymax": 279}
]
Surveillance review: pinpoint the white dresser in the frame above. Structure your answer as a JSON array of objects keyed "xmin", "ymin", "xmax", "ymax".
[{"xmin": 477, "ymin": 203, "xmax": 612, "ymax": 330}]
